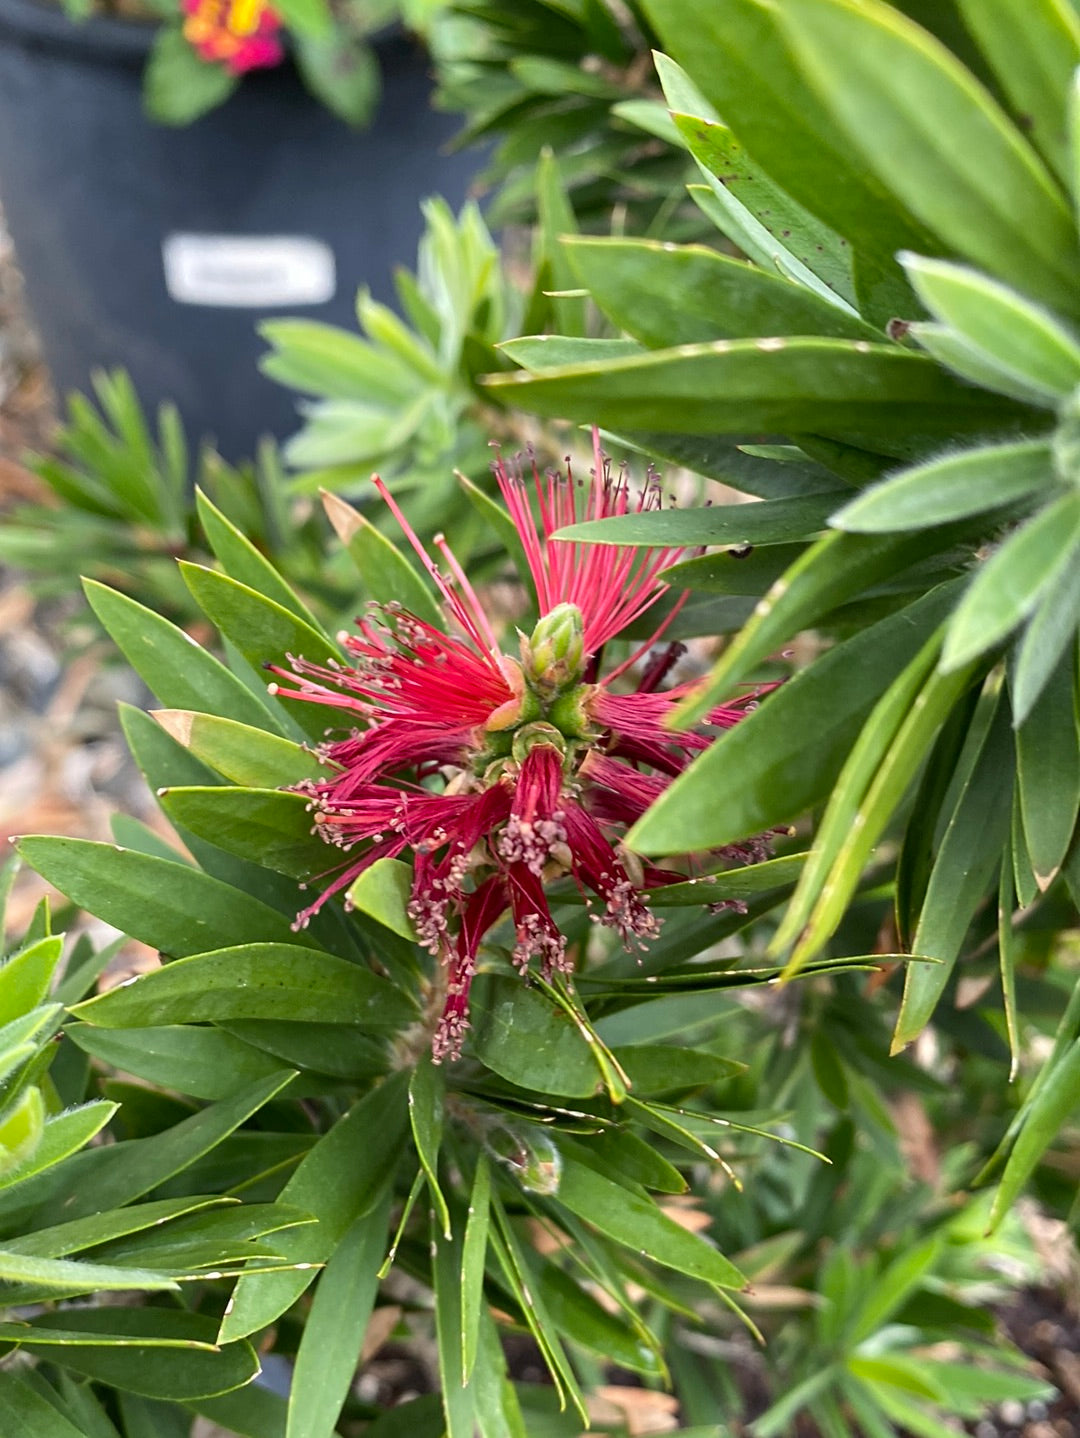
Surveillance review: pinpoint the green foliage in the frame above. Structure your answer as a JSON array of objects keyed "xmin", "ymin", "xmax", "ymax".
[
  {"xmin": 259, "ymin": 196, "xmax": 527, "ymax": 528},
  {"xmin": 16, "ymin": 441, "xmax": 1053, "ymax": 1432},
  {"xmin": 432, "ymin": 0, "xmax": 696, "ymax": 229},
  {"xmin": 0, "ymin": 370, "xmax": 358, "ymax": 628},
  {"xmin": 8, "ymin": 2, "xmax": 1080, "ymax": 1432},
  {"xmin": 490, "ymin": 1, "xmax": 1080, "ymax": 1068}
]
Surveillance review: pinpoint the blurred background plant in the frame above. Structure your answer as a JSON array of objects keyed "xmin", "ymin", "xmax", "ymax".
[
  {"xmin": 56, "ymin": 0, "xmax": 454, "ymax": 128},
  {"xmin": 431, "ymin": 0, "xmax": 700, "ymax": 233}
]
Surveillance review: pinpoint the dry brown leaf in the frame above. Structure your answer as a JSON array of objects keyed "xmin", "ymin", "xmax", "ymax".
[
  {"xmin": 590, "ymin": 1386, "xmax": 679, "ymax": 1435},
  {"xmin": 361, "ymin": 1304, "xmax": 403, "ymax": 1364}
]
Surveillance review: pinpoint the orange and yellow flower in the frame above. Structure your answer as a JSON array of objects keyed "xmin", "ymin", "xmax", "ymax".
[{"xmin": 182, "ymin": 0, "xmax": 284, "ymax": 74}]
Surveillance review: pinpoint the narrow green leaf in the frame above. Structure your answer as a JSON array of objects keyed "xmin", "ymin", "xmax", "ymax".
[
  {"xmin": 901, "ymin": 253, "xmax": 1080, "ymax": 401},
  {"xmin": 0, "ymin": 936, "xmax": 63, "ymax": 1026},
  {"xmin": 486, "ymin": 340, "xmax": 1022, "ymax": 457},
  {"xmin": 409, "ymin": 1055, "xmax": 450, "ymax": 1239},
  {"xmin": 1012, "ymin": 553, "xmax": 1080, "ymax": 722},
  {"xmin": 17, "ymin": 838, "xmax": 314, "ymax": 957},
  {"xmin": 941, "ymin": 490, "xmax": 1080, "ymax": 671},
  {"xmin": 956, "ymin": 0, "xmax": 1080, "ymax": 183},
  {"xmin": 0, "ymin": 1248, "xmax": 175, "ymax": 1292},
  {"xmin": 321, "ymin": 490, "xmax": 442, "ymax": 628},
  {"xmin": 999, "ymin": 860, "xmax": 1020, "ymax": 1082},
  {"xmin": 989, "ymin": 1038, "xmax": 1080, "ymax": 1228},
  {"xmin": 535, "ymin": 148, "xmax": 584, "ymax": 339},
  {"xmin": 460, "ymin": 1156, "xmax": 491, "ymax": 1385},
  {"xmin": 71, "ymin": 943, "xmax": 415, "ymax": 1032},
  {"xmin": 893, "ymin": 691, "xmax": 1014, "ymax": 1049},
  {"xmin": 156, "ymin": 786, "xmax": 327, "ymax": 879},
  {"xmin": 433, "ymin": 1214, "xmax": 478, "ymax": 1438},
  {"xmin": 894, "ymin": 684, "xmax": 982, "ymax": 948},
  {"xmin": 553, "ymin": 1156, "xmax": 747, "ymax": 1291},
  {"xmin": 195, "ymin": 489, "xmax": 327, "ymax": 635},
  {"xmin": 780, "ymin": 651, "xmax": 981, "ymax": 972},
  {"xmin": 556, "ymin": 491, "xmax": 842, "ymax": 548},
  {"xmin": 910, "ymin": 320, "xmax": 1059, "ymax": 406},
  {"xmin": 0, "ymin": 1100, "xmax": 116, "ymax": 1193},
  {"xmin": 83, "ymin": 581, "xmax": 281, "ymax": 733},
  {"xmin": 629, "ymin": 584, "xmax": 961, "ymax": 853},
  {"xmin": 672, "ymin": 522, "xmax": 969, "ymax": 730},
  {"xmin": 13, "ymin": 1309, "xmax": 259, "ymax": 1402},
  {"xmin": 286, "ymin": 1190, "xmax": 392, "ymax": 1438},
  {"xmin": 219, "ymin": 1070, "xmax": 409, "ymax": 1341},
  {"xmin": 644, "ymin": 2, "xmax": 929, "ymax": 286},
  {"xmin": 778, "ymin": 0, "xmax": 1079, "ymax": 318},
  {"xmin": 671, "ymin": 110, "xmax": 859, "ymax": 313},
  {"xmin": 0, "ymin": 1071, "xmax": 292, "ymax": 1231},
  {"xmin": 65, "ymin": 1023, "xmax": 294, "ymax": 1102},
  {"xmin": 1014, "ymin": 651, "xmax": 1080, "ymax": 886},
  {"xmin": 832, "ymin": 440, "xmax": 1056, "ymax": 533},
  {"xmin": 151, "ymin": 711, "xmax": 331, "ymax": 789},
  {"xmin": 178, "ymin": 563, "xmax": 342, "ymax": 741},
  {"xmin": 566, "ymin": 236, "xmax": 872, "ymax": 348}
]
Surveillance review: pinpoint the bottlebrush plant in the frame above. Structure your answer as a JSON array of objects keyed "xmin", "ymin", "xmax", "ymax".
[
  {"xmin": 8, "ymin": 447, "xmax": 878, "ymax": 1435},
  {"xmin": 489, "ymin": 0, "xmax": 1080, "ymax": 1220}
]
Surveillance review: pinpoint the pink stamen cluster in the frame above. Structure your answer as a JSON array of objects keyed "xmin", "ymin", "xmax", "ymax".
[{"xmin": 268, "ymin": 433, "xmax": 763, "ymax": 1061}]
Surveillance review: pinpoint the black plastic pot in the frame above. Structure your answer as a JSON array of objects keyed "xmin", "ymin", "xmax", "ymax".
[{"xmin": 0, "ymin": 0, "xmax": 479, "ymax": 457}]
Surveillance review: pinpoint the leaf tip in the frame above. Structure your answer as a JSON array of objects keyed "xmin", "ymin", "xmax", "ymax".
[{"xmin": 150, "ymin": 709, "xmax": 194, "ymax": 747}]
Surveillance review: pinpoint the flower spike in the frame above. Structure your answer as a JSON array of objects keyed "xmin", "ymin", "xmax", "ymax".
[{"xmin": 277, "ymin": 436, "xmax": 766, "ymax": 1059}]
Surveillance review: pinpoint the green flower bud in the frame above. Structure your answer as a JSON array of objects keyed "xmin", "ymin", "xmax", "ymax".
[
  {"xmin": 485, "ymin": 1122, "xmax": 563, "ymax": 1195},
  {"xmin": 522, "ymin": 603, "xmax": 586, "ymax": 696}
]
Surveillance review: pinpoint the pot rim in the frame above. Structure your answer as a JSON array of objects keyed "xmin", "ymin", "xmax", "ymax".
[{"xmin": 0, "ymin": 0, "xmax": 155, "ymax": 62}]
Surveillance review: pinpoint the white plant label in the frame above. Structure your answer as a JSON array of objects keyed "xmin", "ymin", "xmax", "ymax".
[{"xmin": 162, "ymin": 233, "xmax": 336, "ymax": 308}]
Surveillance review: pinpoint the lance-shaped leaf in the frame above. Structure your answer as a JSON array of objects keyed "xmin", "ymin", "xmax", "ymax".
[
  {"xmin": 564, "ymin": 236, "xmax": 874, "ymax": 347},
  {"xmin": 195, "ymin": 489, "xmax": 328, "ymax": 636},
  {"xmin": 893, "ymin": 691, "xmax": 1015, "ymax": 1049},
  {"xmin": 900, "ymin": 253, "xmax": 1080, "ymax": 402},
  {"xmin": 179, "ymin": 563, "xmax": 343, "ymax": 741},
  {"xmin": 156, "ymin": 787, "xmax": 327, "ymax": 879},
  {"xmin": 9, "ymin": 1308, "xmax": 259, "ymax": 1402},
  {"xmin": 219, "ymin": 1070, "xmax": 409, "ymax": 1341},
  {"xmin": 17, "ymin": 838, "xmax": 315, "ymax": 956},
  {"xmin": 941, "ymin": 489, "xmax": 1080, "ymax": 671},
  {"xmin": 1013, "ymin": 652, "xmax": 1080, "ymax": 889},
  {"xmin": 84, "ymin": 581, "xmax": 282, "ymax": 733},
  {"xmin": 72, "ymin": 943, "xmax": 416, "ymax": 1031},
  {"xmin": 485, "ymin": 339, "xmax": 1028, "ymax": 458},
  {"xmin": 956, "ymin": 0, "xmax": 1080, "ymax": 184},
  {"xmin": 778, "ymin": 0, "xmax": 1079, "ymax": 318},
  {"xmin": 628, "ymin": 583, "xmax": 961, "ymax": 854},
  {"xmin": 552, "ymin": 1155, "xmax": 746, "ymax": 1291},
  {"xmin": 832, "ymin": 440, "xmax": 1057, "ymax": 533},
  {"xmin": 286, "ymin": 1190, "xmax": 392, "ymax": 1438},
  {"xmin": 321, "ymin": 490, "xmax": 442, "ymax": 628},
  {"xmin": 642, "ymin": 0, "xmax": 929, "ymax": 273},
  {"xmin": 152, "ymin": 711, "xmax": 332, "ymax": 789}
]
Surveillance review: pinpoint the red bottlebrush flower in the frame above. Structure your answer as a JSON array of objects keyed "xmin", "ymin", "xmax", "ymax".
[
  {"xmin": 269, "ymin": 434, "xmax": 763, "ymax": 1061},
  {"xmin": 182, "ymin": 0, "xmax": 284, "ymax": 74}
]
